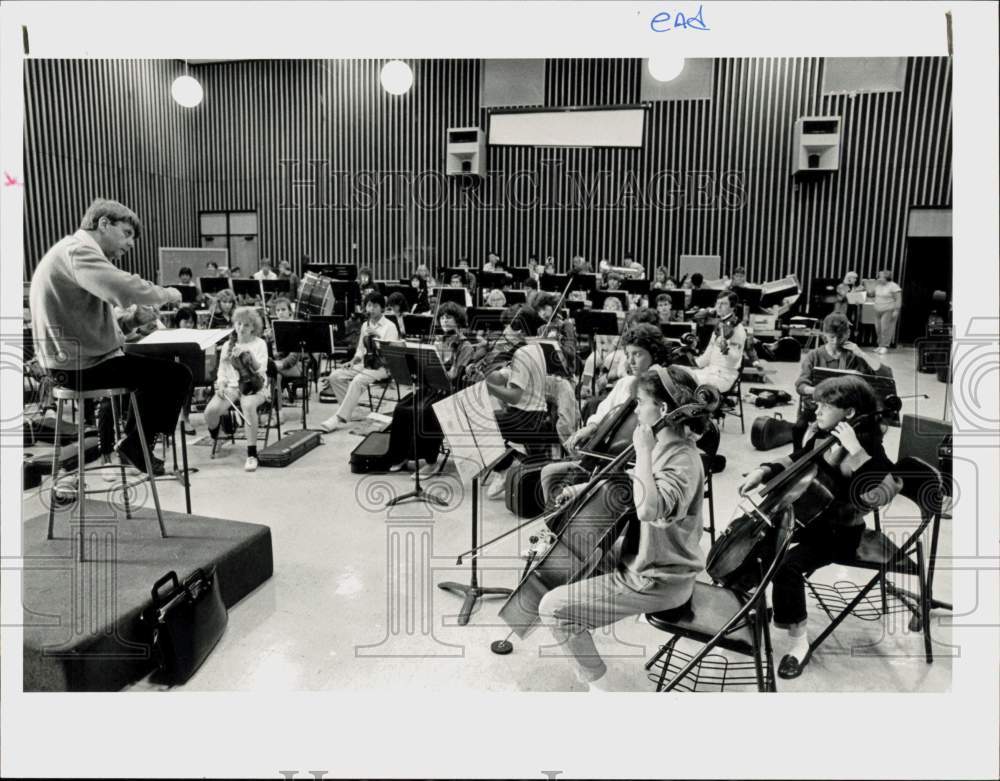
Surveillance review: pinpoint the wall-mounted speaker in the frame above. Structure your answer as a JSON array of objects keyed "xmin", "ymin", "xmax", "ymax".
[
  {"xmin": 792, "ymin": 116, "xmax": 841, "ymax": 177},
  {"xmin": 446, "ymin": 127, "xmax": 485, "ymax": 177}
]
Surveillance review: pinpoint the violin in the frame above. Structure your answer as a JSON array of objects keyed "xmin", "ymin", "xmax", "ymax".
[
  {"xmin": 228, "ymin": 336, "xmax": 264, "ymax": 396},
  {"xmin": 495, "ymin": 385, "xmax": 722, "ymax": 641},
  {"xmin": 713, "ymin": 311, "xmax": 739, "ymax": 355}
]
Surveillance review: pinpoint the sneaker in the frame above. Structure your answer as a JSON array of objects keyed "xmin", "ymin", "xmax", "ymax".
[
  {"xmin": 319, "ymin": 416, "xmax": 349, "ymax": 433},
  {"xmin": 183, "ymin": 423, "xmax": 196, "ymax": 436},
  {"xmin": 244, "ymin": 456, "xmax": 259, "ymax": 472},
  {"xmin": 876, "ymin": 346, "xmax": 888, "ymax": 355}
]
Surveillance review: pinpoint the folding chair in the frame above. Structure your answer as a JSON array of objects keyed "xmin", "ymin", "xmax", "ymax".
[
  {"xmin": 719, "ymin": 374, "xmax": 746, "ymax": 434},
  {"xmin": 801, "ymin": 456, "xmax": 945, "ymax": 669}
]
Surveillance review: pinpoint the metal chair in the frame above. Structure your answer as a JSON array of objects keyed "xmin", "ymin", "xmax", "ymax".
[
  {"xmin": 210, "ymin": 384, "xmax": 282, "ymax": 458},
  {"xmin": 801, "ymin": 456, "xmax": 945, "ymax": 669},
  {"xmin": 719, "ymin": 374, "xmax": 746, "ymax": 434},
  {"xmin": 46, "ymin": 386, "xmax": 166, "ymax": 562},
  {"xmin": 644, "ymin": 510, "xmax": 796, "ymax": 693}
]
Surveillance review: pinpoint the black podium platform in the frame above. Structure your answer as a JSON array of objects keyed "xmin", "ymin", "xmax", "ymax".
[{"xmin": 22, "ymin": 501, "xmax": 273, "ymax": 691}]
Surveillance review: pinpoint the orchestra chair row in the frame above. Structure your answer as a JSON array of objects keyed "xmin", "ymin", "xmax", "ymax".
[{"xmin": 45, "ymin": 386, "xmax": 166, "ymax": 563}]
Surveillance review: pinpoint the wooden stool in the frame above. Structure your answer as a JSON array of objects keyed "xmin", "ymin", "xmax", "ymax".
[{"xmin": 47, "ymin": 386, "xmax": 166, "ymax": 562}]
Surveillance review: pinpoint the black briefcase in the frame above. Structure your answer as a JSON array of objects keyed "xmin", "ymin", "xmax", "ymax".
[
  {"xmin": 140, "ymin": 568, "xmax": 228, "ymax": 685},
  {"xmin": 750, "ymin": 413, "xmax": 796, "ymax": 451}
]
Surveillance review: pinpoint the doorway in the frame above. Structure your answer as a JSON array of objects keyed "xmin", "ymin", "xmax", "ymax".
[{"xmin": 900, "ymin": 208, "xmax": 952, "ymax": 344}]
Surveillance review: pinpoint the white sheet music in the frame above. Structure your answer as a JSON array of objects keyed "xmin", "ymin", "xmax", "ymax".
[
  {"xmin": 136, "ymin": 327, "xmax": 231, "ymax": 351},
  {"xmin": 431, "ymin": 381, "xmax": 508, "ymax": 484}
]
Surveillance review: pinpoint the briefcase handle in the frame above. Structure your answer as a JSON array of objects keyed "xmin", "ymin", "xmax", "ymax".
[{"xmin": 151, "ymin": 571, "xmax": 181, "ymax": 606}]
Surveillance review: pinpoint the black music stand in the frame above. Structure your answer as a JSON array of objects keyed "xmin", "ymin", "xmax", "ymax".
[
  {"xmin": 662, "ymin": 321, "xmax": 697, "ymax": 340},
  {"xmin": 380, "ymin": 343, "xmax": 450, "ymax": 508},
  {"xmin": 508, "ymin": 266, "xmax": 532, "ymax": 285},
  {"xmin": 467, "ymin": 307, "xmax": 505, "ymax": 333},
  {"xmin": 198, "ymin": 277, "xmax": 231, "ymax": 295},
  {"xmin": 273, "ymin": 320, "xmax": 336, "ymax": 430},
  {"xmin": 732, "ymin": 285, "xmax": 764, "ymax": 313},
  {"xmin": 575, "ymin": 310, "xmax": 621, "ymax": 398},
  {"xmin": 232, "ymin": 279, "xmax": 263, "ymax": 303},
  {"xmin": 168, "ymin": 284, "xmax": 198, "ymax": 304},
  {"xmin": 438, "ymin": 448, "xmax": 514, "ymax": 625},
  {"xmin": 328, "ymin": 279, "xmax": 356, "ymax": 315},
  {"xmin": 503, "ymin": 289, "xmax": 527, "ymax": 306},
  {"xmin": 564, "ymin": 299, "xmax": 586, "ymax": 318},
  {"xmin": 260, "ymin": 278, "xmax": 292, "ymax": 300},
  {"xmin": 477, "ymin": 271, "xmax": 510, "ymax": 295},
  {"xmin": 382, "ymin": 283, "xmax": 418, "ymax": 308},
  {"xmin": 539, "ymin": 272, "xmax": 569, "ymax": 293},
  {"xmin": 621, "ymin": 278, "xmax": 649, "ymax": 296},
  {"xmin": 403, "ymin": 314, "xmax": 435, "ymax": 337},
  {"xmin": 433, "ymin": 287, "xmax": 470, "ymax": 307},
  {"xmin": 690, "ymin": 287, "xmax": 720, "ymax": 310},
  {"xmin": 760, "ymin": 281, "xmax": 800, "ymax": 310}
]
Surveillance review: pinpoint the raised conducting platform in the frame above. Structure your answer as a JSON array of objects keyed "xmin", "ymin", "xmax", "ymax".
[{"xmin": 22, "ymin": 500, "xmax": 273, "ymax": 692}]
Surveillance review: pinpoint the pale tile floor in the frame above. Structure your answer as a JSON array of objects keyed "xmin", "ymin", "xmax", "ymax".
[{"xmin": 22, "ymin": 347, "xmax": 955, "ymax": 692}]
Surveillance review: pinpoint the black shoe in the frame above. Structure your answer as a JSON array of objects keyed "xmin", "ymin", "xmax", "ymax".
[
  {"xmin": 777, "ymin": 654, "xmax": 805, "ymax": 680},
  {"xmin": 116, "ymin": 437, "xmax": 166, "ymax": 477}
]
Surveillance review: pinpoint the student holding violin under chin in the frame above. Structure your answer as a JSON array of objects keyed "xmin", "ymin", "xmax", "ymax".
[
  {"xmin": 537, "ymin": 365, "xmax": 708, "ymax": 692},
  {"xmin": 738, "ymin": 374, "xmax": 901, "ymax": 680}
]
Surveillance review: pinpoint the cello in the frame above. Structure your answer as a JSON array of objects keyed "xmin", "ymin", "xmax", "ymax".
[{"xmin": 493, "ymin": 385, "xmax": 721, "ymax": 647}]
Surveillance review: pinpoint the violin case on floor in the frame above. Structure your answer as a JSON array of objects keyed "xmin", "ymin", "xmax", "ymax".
[
  {"xmin": 504, "ymin": 457, "xmax": 548, "ymax": 518},
  {"xmin": 258, "ymin": 429, "xmax": 323, "ymax": 467},
  {"xmin": 349, "ymin": 431, "xmax": 394, "ymax": 473},
  {"xmin": 750, "ymin": 413, "xmax": 796, "ymax": 451}
]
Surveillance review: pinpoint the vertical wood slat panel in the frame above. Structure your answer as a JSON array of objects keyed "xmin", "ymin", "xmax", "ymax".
[{"xmin": 25, "ymin": 57, "xmax": 951, "ymax": 301}]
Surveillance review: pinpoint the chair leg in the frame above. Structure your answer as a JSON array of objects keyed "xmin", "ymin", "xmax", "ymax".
[
  {"xmin": 130, "ymin": 393, "xmax": 167, "ymax": 538},
  {"xmin": 77, "ymin": 401, "xmax": 87, "ymax": 563},
  {"xmin": 705, "ymin": 473, "xmax": 716, "ymax": 545},
  {"xmin": 917, "ymin": 540, "xmax": 933, "ymax": 663},
  {"xmin": 110, "ymin": 396, "xmax": 131, "ymax": 520},
  {"xmin": 804, "ymin": 574, "xmax": 882, "ymax": 666},
  {"xmin": 46, "ymin": 398, "xmax": 64, "ymax": 540},
  {"xmin": 737, "ymin": 391, "xmax": 745, "ymax": 434}
]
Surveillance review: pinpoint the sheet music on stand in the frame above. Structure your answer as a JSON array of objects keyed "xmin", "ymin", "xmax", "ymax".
[
  {"xmin": 432, "ymin": 382, "xmax": 507, "ymax": 485},
  {"xmin": 137, "ymin": 327, "xmax": 232, "ymax": 351}
]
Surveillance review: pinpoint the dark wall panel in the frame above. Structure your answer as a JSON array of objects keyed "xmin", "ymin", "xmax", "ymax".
[{"xmin": 25, "ymin": 57, "xmax": 951, "ymax": 304}]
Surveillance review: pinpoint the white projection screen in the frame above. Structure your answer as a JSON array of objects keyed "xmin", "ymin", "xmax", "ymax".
[{"xmin": 489, "ymin": 108, "xmax": 645, "ymax": 148}]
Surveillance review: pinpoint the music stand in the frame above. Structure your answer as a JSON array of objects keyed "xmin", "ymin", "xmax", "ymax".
[
  {"xmin": 468, "ymin": 307, "xmax": 505, "ymax": 333},
  {"xmin": 478, "ymin": 271, "xmax": 510, "ymax": 293},
  {"xmin": 433, "ymin": 287, "xmax": 470, "ymax": 307},
  {"xmin": 328, "ymin": 279, "xmax": 356, "ymax": 314},
  {"xmin": 508, "ymin": 266, "xmax": 532, "ymax": 285},
  {"xmin": 732, "ymin": 285, "xmax": 763, "ymax": 313},
  {"xmin": 260, "ymin": 278, "xmax": 292, "ymax": 300},
  {"xmin": 168, "ymin": 284, "xmax": 198, "ymax": 304},
  {"xmin": 690, "ymin": 287, "xmax": 720, "ymax": 310},
  {"xmin": 572, "ymin": 273, "xmax": 600, "ymax": 297},
  {"xmin": 232, "ymin": 279, "xmax": 263, "ymax": 302},
  {"xmin": 403, "ymin": 314, "xmax": 434, "ymax": 337},
  {"xmin": 662, "ymin": 322, "xmax": 697, "ymax": 340},
  {"xmin": 380, "ymin": 343, "xmax": 451, "ymax": 508},
  {"xmin": 539, "ymin": 272, "xmax": 569, "ymax": 293},
  {"xmin": 198, "ymin": 277, "xmax": 231, "ymax": 295},
  {"xmin": 621, "ymin": 278, "xmax": 648, "ymax": 296},
  {"xmin": 383, "ymin": 283, "xmax": 418, "ymax": 309},
  {"xmin": 761, "ymin": 281, "xmax": 801, "ymax": 309},
  {"xmin": 575, "ymin": 310, "xmax": 621, "ymax": 398},
  {"xmin": 273, "ymin": 320, "xmax": 336, "ymax": 430},
  {"xmin": 503, "ymin": 290, "xmax": 527, "ymax": 306},
  {"xmin": 564, "ymin": 300, "xmax": 586, "ymax": 318}
]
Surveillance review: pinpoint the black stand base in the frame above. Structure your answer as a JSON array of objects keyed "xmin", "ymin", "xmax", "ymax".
[
  {"xmin": 437, "ymin": 581, "xmax": 512, "ymax": 626},
  {"xmin": 491, "ymin": 639, "xmax": 513, "ymax": 655},
  {"xmin": 387, "ymin": 487, "xmax": 449, "ymax": 508}
]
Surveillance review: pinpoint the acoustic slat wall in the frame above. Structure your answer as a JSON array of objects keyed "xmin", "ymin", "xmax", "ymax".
[
  {"xmin": 23, "ymin": 59, "xmax": 197, "ymax": 281},
  {"xmin": 24, "ymin": 57, "xmax": 951, "ymax": 303}
]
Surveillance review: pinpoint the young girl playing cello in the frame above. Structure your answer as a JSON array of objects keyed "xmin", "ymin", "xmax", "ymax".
[
  {"xmin": 538, "ymin": 365, "xmax": 708, "ymax": 691},
  {"xmin": 738, "ymin": 374, "xmax": 901, "ymax": 679}
]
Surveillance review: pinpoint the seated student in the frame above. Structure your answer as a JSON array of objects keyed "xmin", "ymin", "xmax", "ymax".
[
  {"xmin": 538, "ymin": 364, "xmax": 707, "ymax": 691},
  {"xmin": 319, "ymin": 292, "xmax": 400, "ymax": 432},
  {"xmin": 485, "ymin": 288, "xmax": 507, "ymax": 309},
  {"xmin": 603, "ymin": 272, "xmax": 624, "ymax": 292},
  {"xmin": 833, "ymin": 270, "xmax": 861, "ymax": 315},
  {"xmin": 579, "ymin": 305, "xmax": 658, "ymax": 400},
  {"xmin": 386, "ymin": 291, "xmax": 408, "ymax": 337},
  {"xmin": 655, "ymin": 293, "xmax": 676, "ymax": 325},
  {"xmin": 534, "ymin": 291, "xmax": 578, "ymax": 378},
  {"xmin": 793, "ymin": 312, "xmax": 889, "ymax": 447},
  {"xmin": 482, "ymin": 305, "xmax": 552, "ymax": 498},
  {"xmin": 387, "ymin": 302, "xmax": 475, "ymax": 471},
  {"xmin": 409, "ymin": 274, "xmax": 431, "ymax": 314},
  {"xmin": 543, "ymin": 257, "xmax": 557, "ymax": 276},
  {"xmin": 204, "ymin": 307, "xmax": 270, "ymax": 472},
  {"xmin": 208, "ymin": 288, "xmax": 237, "ymax": 329},
  {"xmin": 457, "ymin": 257, "xmax": 477, "ymax": 293},
  {"xmin": 252, "ymin": 258, "xmax": 278, "ymax": 281},
  {"xmin": 206, "ymin": 261, "xmax": 220, "ymax": 277},
  {"xmin": 728, "ymin": 267, "xmax": 748, "ymax": 289},
  {"xmin": 277, "ymin": 259, "xmax": 299, "ymax": 300},
  {"xmin": 522, "ymin": 277, "xmax": 539, "ymax": 295},
  {"xmin": 177, "ymin": 266, "xmax": 195, "ymax": 286},
  {"xmin": 651, "ymin": 266, "xmax": 671, "ymax": 291},
  {"xmin": 540, "ymin": 323, "xmax": 664, "ymax": 506},
  {"xmin": 570, "ymin": 255, "xmax": 593, "ymax": 274},
  {"xmin": 357, "ymin": 267, "xmax": 379, "ymax": 302},
  {"xmin": 739, "ymin": 375, "xmax": 900, "ymax": 679},
  {"xmin": 623, "ymin": 251, "xmax": 644, "ymax": 278},
  {"xmin": 446, "ymin": 272, "xmax": 474, "ymax": 307},
  {"xmin": 414, "ymin": 262, "xmax": 437, "ymax": 289},
  {"xmin": 679, "ymin": 290, "xmax": 746, "ymax": 393},
  {"xmin": 269, "ymin": 296, "xmax": 304, "ymax": 402}
]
